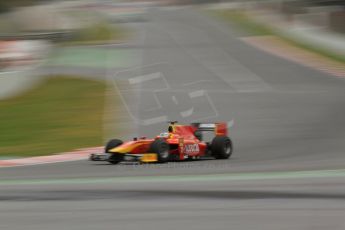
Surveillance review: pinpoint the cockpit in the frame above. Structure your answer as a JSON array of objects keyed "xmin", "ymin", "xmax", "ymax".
[{"xmin": 158, "ymin": 132, "xmax": 170, "ymax": 138}]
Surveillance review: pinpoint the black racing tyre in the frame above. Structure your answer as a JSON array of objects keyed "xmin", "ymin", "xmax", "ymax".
[
  {"xmin": 105, "ymin": 139, "xmax": 123, "ymax": 164},
  {"xmin": 149, "ymin": 138, "xmax": 170, "ymax": 163},
  {"xmin": 105, "ymin": 139, "xmax": 123, "ymax": 153},
  {"xmin": 211, "ymin": 136, "xmax": 233, "ymax": 159},
  {"xmin": 108, "ymin": 153, "xmax": 124, "ymax": 164}
]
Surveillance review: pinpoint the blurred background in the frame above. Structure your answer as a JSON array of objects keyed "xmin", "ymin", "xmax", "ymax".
[
  {"xmin": 0, "ymin": 0, "xmax": 344, "ymax": 157},
  {"xmin": 0, "ymin": 1, "xmax": 345, "ymax": 229}
]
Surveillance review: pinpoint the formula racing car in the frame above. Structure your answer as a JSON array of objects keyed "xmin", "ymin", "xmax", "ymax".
[{"xmin": 90, "ymin": 121, "xmax": 233, "ymax": 164}]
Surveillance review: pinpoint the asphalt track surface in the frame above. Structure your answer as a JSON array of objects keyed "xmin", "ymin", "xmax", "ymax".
[{"xmin": 1, "ymin": 8, "xmax": 345, "ymax": 230}]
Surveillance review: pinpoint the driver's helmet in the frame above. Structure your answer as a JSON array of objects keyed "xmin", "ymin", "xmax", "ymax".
[{"xmin": 158, "ymin": 132, "xmax": 170, "ymax": 138}]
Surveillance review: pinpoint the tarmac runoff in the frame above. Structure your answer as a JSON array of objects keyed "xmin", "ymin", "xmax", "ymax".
[{"xmin": 1, "ymin": 168, "xmax": 345, "ymax": 186}]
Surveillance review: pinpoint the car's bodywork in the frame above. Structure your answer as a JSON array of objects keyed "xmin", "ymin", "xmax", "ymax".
[{"xmin": 90, "ymin": 122, "xmax": 232, "ymax": 164}]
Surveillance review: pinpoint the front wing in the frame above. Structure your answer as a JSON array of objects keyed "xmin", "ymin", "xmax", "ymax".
[{"xmin": 89, "ymin": 152, "xmax": 158, "ymax": 163}]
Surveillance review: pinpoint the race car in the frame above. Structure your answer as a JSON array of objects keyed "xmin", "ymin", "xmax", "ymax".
[{"xmin": 90, "ymin": 121, "xmax": 233, "ymax": 164}]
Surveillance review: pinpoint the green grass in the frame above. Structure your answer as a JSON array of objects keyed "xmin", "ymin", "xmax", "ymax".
[
  {"xmin": 59, "ymin": 7, "xmax": 127, "ymax": 45},
  {"xmin": 47, "ymin": 47, "xmax": 134, "ymax": 69},
  {"xmin": 282, "ymin": 35, "xmax": 345, "ymax": 64},
  {"xmin": 0, "ymin": 76, "xmax": 106, "ymax": 157},
  {"xmin": 0, "ymin": 17, "xmax": 19, "ymax": 34},
  {"xmin": 63, "ymin": 22, "xmax": 128, "ymax": 46},
  {"xmin": 211, "ymin": 9, "xmax": 273, "ymax": 36},
  {"xmin": 0, "ymin": 0, "xmax": 39, "ymax": 12},
  {"xmin": 211, "ymin": 9, "xmax": 345, "ymax": 64}
]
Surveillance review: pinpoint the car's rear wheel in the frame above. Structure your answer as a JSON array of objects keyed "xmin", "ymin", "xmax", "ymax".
[
  {"xmin": 211, "ymin": 136, "xmax": 233, "ymax": 159},
  {"xmin": 149, "ymin": 138, "xmax": 170, "ymax": 163},
  {"xmin": 105, "ymin": 139, "xmax": 123, "ymax": 164}
]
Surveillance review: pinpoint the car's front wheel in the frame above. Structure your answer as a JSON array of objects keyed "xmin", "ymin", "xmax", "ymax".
[
  {"xmin": 149, "ymin": 138, "xmax": 170, "ymax": 163},
  {"xmin": 105, "ymin": 139, "xmax": 123, "ymax": 164}
]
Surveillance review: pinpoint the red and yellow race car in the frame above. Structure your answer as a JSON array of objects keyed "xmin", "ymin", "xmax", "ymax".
[{"xmin": 90, "ymin": 121, "xmax": 233, "ymax": 164}]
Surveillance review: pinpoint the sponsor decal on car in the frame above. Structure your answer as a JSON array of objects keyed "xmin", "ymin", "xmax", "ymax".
[{"xmin": 184, "ymin": 144, "xmax": 199, "ymax": 154}]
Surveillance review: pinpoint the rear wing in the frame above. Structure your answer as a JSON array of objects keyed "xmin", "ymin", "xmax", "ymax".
[{"xmin": 191, "ymin": 122, "xmax": 228, "ymax": 136}]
